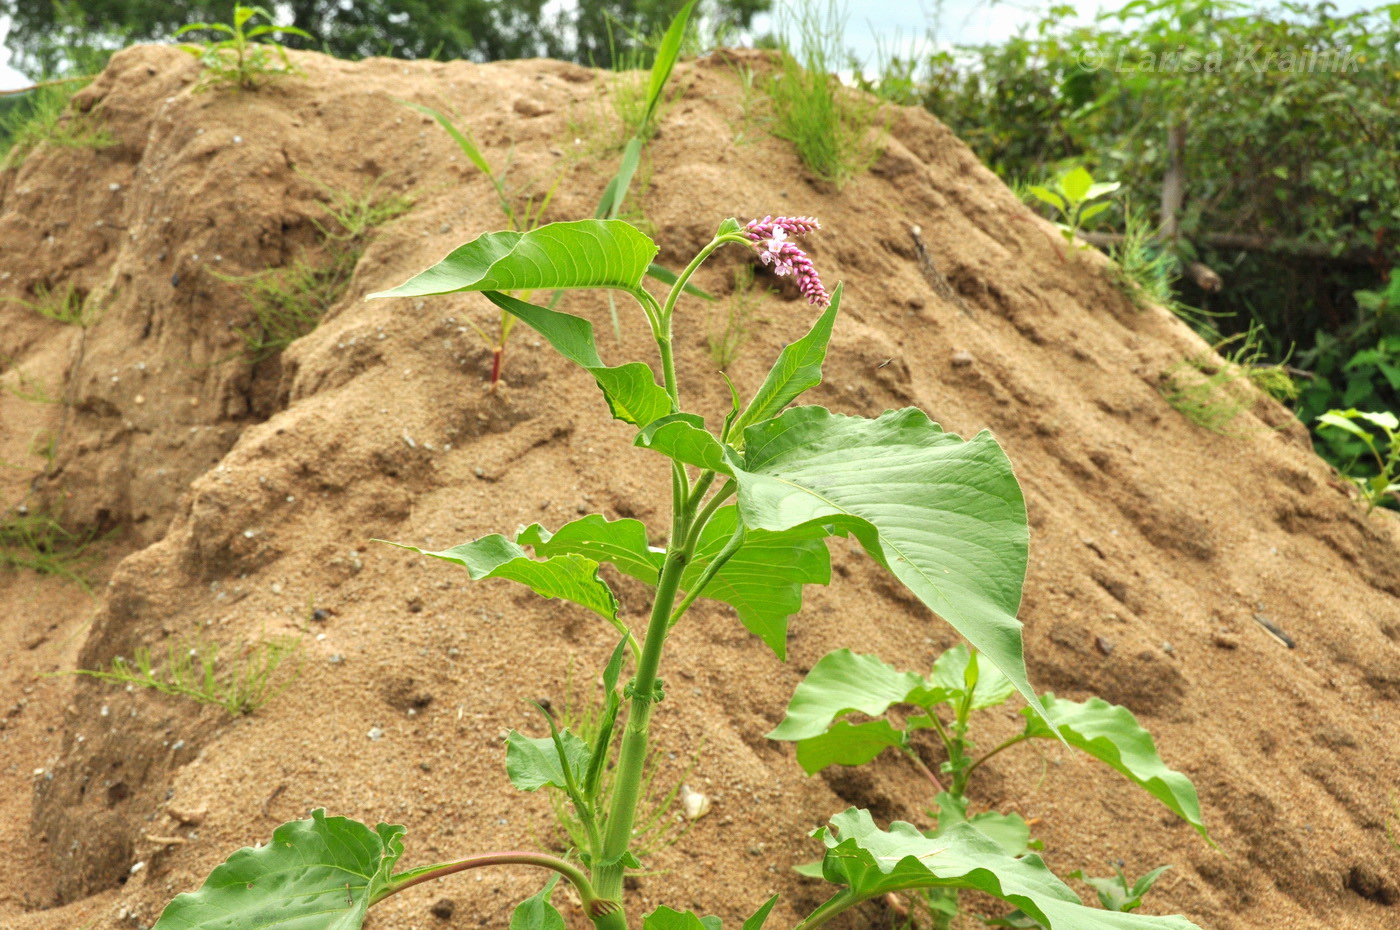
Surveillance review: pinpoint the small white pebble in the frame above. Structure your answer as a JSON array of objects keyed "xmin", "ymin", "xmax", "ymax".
[
  {"xmin": 367, "ymin": 726, "xmax": 385, "ymax": 741},
  {"xmin": 130, "ymin": 861, "xmax": 145, "ymax": 875},
  {"xmin": 109, "ymin": 182, "xmax": 121, "ymax": 191},
  {"xmin": 233, "ymin": 135, "xmax": 243, "ymax": 143}
]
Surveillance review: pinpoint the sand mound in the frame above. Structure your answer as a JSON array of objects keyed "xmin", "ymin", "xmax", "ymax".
[{"xmin": 2, "ymin": 44, "xmax": 1398, "ymax": 930}]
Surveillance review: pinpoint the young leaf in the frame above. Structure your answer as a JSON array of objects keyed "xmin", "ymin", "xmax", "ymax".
[
  {"xmin": 767, "ymin": 649, "xmax": 924, "ymax": 741},
  {"xmin": 398, "ymin": 100, "xmax": 494, "ymax": 177},
  {"xmin": 1059, "ymin": 167, "xmax": 1094, "ymax": 204},
  {"xmin": 638, "ymin": 0, "xmax": 697, "ymax": 132},
  {"xmin": 931, "ymin": 792, "xmax": 1036, "ymax": 858},
  {"xmin": 635, "ymin": 414, "xmax": 733, "ymax": 474},
  {"xmin": 519, "ymin": 514, "xmax": 662, "ymax": 584},
  {"xmin": 730, "ymin": 285, "xmax": 842, "ymax": 445},
  {"xmin": 482, "ymin": 290, "xmax": 672, "ymax": 427},
  {"xmin": 812, "ymin": 809, "xmax": 1201, "ymax": 930},
  {"xmin": 506, "ymin": 728, "xmax": 593, "ymax": 792},
  {"xmin": 683, "ymin": 505, "xmax": 830, "ymax": 657},
  {"xmin": 365, "ymin": 219, "xmax": 657, "ymax": 299},
  {"xmin": 381, "ymin": 536, "xmax": 619, "ymax": 623},
  {"xmin": 794, "ymin": 719, "xmax": 906, "ymax": 775},
  {"xmin": 1022, "ymin": 695, "xmax": 1211, "ymax": 843},
  {"xmin": 596, "ymin": 138, "xmax": 644, "ymax": 220},
  {"xmin": 732, "ymin": 408, "xmax": 1035, "ymax": 714},
  {"xmin": 510, "ymin": 875, "xmax": 566, "ymax": 930},
  {"xmin": 1026, "ymin": 186, "xmax": 1066, "ymax": 211},
  {"xmin": 742, "ymin": 894, "xmax": 780, "ymax": 930},
  {"xmin": 930, "ymin": 644, "xmax": 1016, "ymax": 710},
  {"xmin": 643, "ymin": 907, "xmax": 721, "ymax": 930},
  {"xmin": 151, "ymin": 810, "xmax": 404, "ymax": 930}
]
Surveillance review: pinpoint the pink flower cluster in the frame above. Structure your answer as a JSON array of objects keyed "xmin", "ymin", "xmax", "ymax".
[{"xmin": 743, "ymin": 216, "xmax": 830, "ymax": 307}]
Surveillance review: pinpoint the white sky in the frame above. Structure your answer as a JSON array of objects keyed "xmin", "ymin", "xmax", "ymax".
[{"xmin": 0, "ymin": 0, "xmax": 1382, "ymax": 91}]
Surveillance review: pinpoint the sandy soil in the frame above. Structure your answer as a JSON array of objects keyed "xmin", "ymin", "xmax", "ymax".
[{"xmin": 1, "ymin": 44, "xmax": 1398, "ymax": 930}]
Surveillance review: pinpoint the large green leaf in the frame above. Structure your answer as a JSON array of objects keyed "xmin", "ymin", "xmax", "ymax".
[
  {"xmin": 682, "ymin": 505, "xmax": 830, "ymax": 658},
  {"xmin": 1023, "ymin": 695, "xmax": 1211, "ymax": 843},
  {"xmin": 483, "ymin": 290, "xmax": 672, "ymax": 426},
  {"xmin": 506, "ymin": 728, "xmax": 594, "ymax": 792},
  {"xmin": 382, "ymin": 536, "xmax": 619, "ymax": 622},
  {"xmin": 731, "ymin": 407, "xmax": 1035, "ymax": 713},
  {"xmin": 813, "ymin": 809, "xmax": 1201, "ymax": 930},
  {"xmin": 767, "ymin": 649, "xmax": 925, "ymax": 741},
  {"xmin": 151, "ymin": 810, "xmax": 404, "ymax": 930},
  {"xmin": 519, "ymin": 514, "xmax": 662, "ymax": 584},
  {"xmin": 730, "ymin": 286, "xmax": 841, "ymax": 445},
  {"xmin": 793, "ymin": 719, "xmax": 906, "ymax": 775},
  {"xmin": 742, "ymin": 894, "xmax": 780, "ymax": 930},
  {"xmin": 643, "ymin": 908, "xmax": 721, "ymax": 930},
  {"xmin": 931, "ymin": 792, "xmax": 1037, "ymax": 858},
  {"xmin": 365, "ymin": 220, "xmax": 656, "ymax": 299}
]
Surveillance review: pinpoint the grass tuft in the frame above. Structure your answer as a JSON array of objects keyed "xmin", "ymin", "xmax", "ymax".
[
  {"xmin": 708, "ymin": 264, "xmax": 768, "ymax": 370},
  {"xmin": 1161, "ymin": 324, "xmax": 1297, "ymax": 434},
  {"xmin": 230, "ymin": 178, "xmax": 414, "ymax": 360},
  {"xmin": 57, "ymin": 634, "xmax": 303, "ymax": 716},
  {"xmin": 768, "ymin": 1, "xmax": 885, "ymax": 188},
  {"xmin": 0, "ymin": 80, "xmax": 114, "ymax": 170},
  {"xmin": 4, "ymin": 281, "xmax": 96, "ymax": 326},
  {"xmin": 0, "ymin": 507, "xmax": 104, "ymax": 591}
]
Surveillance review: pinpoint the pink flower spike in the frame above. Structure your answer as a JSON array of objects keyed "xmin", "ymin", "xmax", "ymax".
[{"xmin": 742, "ymin": 215, "xmax": 830, "ymax": 307}]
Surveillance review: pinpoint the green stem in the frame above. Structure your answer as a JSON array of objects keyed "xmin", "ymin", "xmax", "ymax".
[
  {"xmin": 669, "ymin": 521, "xmax": 744, "ymax": 626},
  {"xmin": 900, "ymin": 746, "xmax": 946, "ymax": 793},
  {"xmin": 963, "ymin": 733, "xmax": 1032, "ymax": 782},
  {"xmin": 792, "ymin": 889, "xmax": 861, "ymax": 930},
  {"xmin": 684, "ymin": 479, "xmax": 735, "ymax": 551},
  {"xmin": 377, "ymin": 852, "xmax": 605, "ymax": 917}
]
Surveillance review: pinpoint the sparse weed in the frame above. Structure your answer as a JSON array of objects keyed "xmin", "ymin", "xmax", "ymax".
[
  {"xmin": 177, "ymin": 4, "xmax": 312, "ymax": 92},
  {"xmin": 707, "ymin": 264, "xmax": 767, "ymax": 369},
  {"xmin": 0, "ymin": 506, "xmax": 103, "ymax": 591},
  {"xmin": 2, "ymin": 366, "xmax": 61, "ymax": 404},
  {"xmin": 1108, "ymin": 207, "xmax": 1177, "ymax": 311},
  {"xmin": 0, "ymin": 80, "xmax": 114, "ymax": 169},
  {"xmin": 4, "ymin": 281, "xmax": 94, "ymax": 326},
  {"xmin": 768, "ymin": 1, "xmax": 885, "ymax": 188},
  {"xmin": 230, "ymin": 178, "xmax": 413, "ymax": 360},
  {"xmin": 59, "ymin": 634, "xmax": 303, "ymax": 716},
  {"xmin": 1162, "ymin": 325, "xmax": 1295, "ymax": 434},
  {"xmin": 726, "ymin": 63, "xmax": 767, "ymax": 146},
  {"xmin": 1069, "ymin": 865, "xmax": 1172, "ymax": 915}
]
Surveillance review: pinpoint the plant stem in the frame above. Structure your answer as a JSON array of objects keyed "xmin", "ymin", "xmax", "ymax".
[
  {"xmin": 376, "ymin": 852, "xmax": 600, "ymax": 911},
  {"xmin": 791, "ymin": 889, "xmax": 861, "ymax": 930},
  {"xmin": 900, "ymin": 746, "xmax": 946, "ymax": 793},
  {"xmin": 963, "ymin": 733, "xmax": 1032, "ymax": 782}
]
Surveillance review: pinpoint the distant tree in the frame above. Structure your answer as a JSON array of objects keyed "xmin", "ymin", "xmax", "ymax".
[{"xmin": 0, "ymin": 0, "xmax": 771, "ymax": 75}]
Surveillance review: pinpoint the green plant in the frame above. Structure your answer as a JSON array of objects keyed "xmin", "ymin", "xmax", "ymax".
[
  {"xmin": 3, "ymin": 281, "xmax": 95, "ymax": 325},
  {"xmin": 149, "ymin": 213, "xmax": 1204, "ymax": 930},
  {"xmin": 767, "ymin": 1, "xmax": 884, "ymax": 188},
  {"xmin": 176, "ymin": 4, "xmax": 311, "ymax": 92},
  {"xmin": 707, "ymin": 263, "xmax": 767, "ymax": 369},
  {"xmin": 0, "ymin": 506, "xmax": 103, "ymax": 591},
  {"xmin": 770, "ymin": 644, "xmax": 1208, "ymax": 929},
  {"xmin": 1161, "ymin": 324, "xmax": 1295, "ymax": 433},
  {"xmin": 1025, "ymin": 165, "xmax": 1120, "ymax": 252},
  {"xmin": 727, "ymin": 62, "xmax": 767, "ymax": 146},
  {"xmin": 1069, "ymin": 865, "xmax": 1172, "ymax": 915},
  {"xmin": 1316, "ymin": 408, "xmax": 1400, "ymax": 513},
  {"xmin": 0, "ymin": 80, "xmax": 114, "ymax": 169},
  {"xmin": 230, "ymin": 178, "xmax": 413, "ymax": 360},
  {"xmin": 58, "ymin": 634, "xmax": 303, "ymax": 716}
]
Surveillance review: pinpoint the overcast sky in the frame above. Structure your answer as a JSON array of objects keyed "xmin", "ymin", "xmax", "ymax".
[{"xmin": 0, "ymin": 0, "xmax": 1382, "ymax": 91}]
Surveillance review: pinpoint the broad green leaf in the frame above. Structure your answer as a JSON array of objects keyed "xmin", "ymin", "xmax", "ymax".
[
  {"xmin": 732, "ymin": 408, "xmax": 1035, "ymax": 715},
  {"xmin": 635, "ymin": 414, "xmax": 733, "ymax": 474},
  {"xmin": 1355, "ymin": 409, "xmax": 1399, "ymax": 431},
  {"xmin": 1026, "ymin": 186, "xmax": 1065, "ymax": 211},
  {"xmin": 382, "ymin": 536, "xmax": 619, "ymax": 622},
  {"xmin": 793, "ymin": 861, "xmax": 825, "ymax": 878},
  {"xmin": 482, "ymin": 290, "xmax": 672, "ymax": 426},
  {"xmin": 794, "ymin": 719, "xmax": 905, "ymax": 774},
  {"xmin": 743, "ymin": 894, "xmax": 780, "ymax": 930},
  {"xmin": 511, "ymin": 875, "xmax": 565, "ymax": 930},
  {"xmin": 730, "ymin": 286, "xmax": 842, "ymax": 445},
  {"xmin": 643, "ymin": 907, "xmax": 721, "ymax": 930},
  {"xmin": 768, "ymin": 649, "xmax": 924, "ymax": 741},
  {"xmin": 1317, "ymin": 411, "xmax": 1372, "ymax": 441},
  {"xmin": 1085, "ymin": 181, "xmax": 1123, "ymax": 200},
  {"xmin": 682, "ymin": 506, "xmax": 831, "ymax": 658},
  {"xmin": 506, "ymin": 728, "xmax": 593, "ymax": 792},
  {"xmin": 931, "ymin": 792, "xmax": 1036, "ymax": 858},
  {"xmin": 365, "ymin": 219, "xmax": 656, "ymax": 299},
  {"xmin": 813, "ymin": 809, "xmax": 1201, "ymax": 930},
  {"xmin": 1022, "ymin": 695, "xmax": 1210, "ymax": 843},
  {"xmin": 1078, "ymin": 201, "xmax": 1112, "ymax": 223},
  {"xmin": 519, "ymin": 514, "xmax": 662, "ymax": 583},
  {"xmin": 930, "ymin": 645, "xmax": 1016, "ymax": 710},
  {"xmin": 151, "ymin": 810, "xmax": 403, "ymax": 930},
  {"xmin": 1060, "ymin": 167, "xmax": 1094, "ymax": 203}
]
